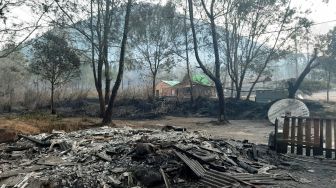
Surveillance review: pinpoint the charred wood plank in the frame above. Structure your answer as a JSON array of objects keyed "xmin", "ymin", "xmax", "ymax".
[
  {"xmin": 236, "ymin": 160, "xmax": 258, "ymax": 174},
  {"xmin": 18, "ymin": 135, "xmax": 51, "ymax": 147}
]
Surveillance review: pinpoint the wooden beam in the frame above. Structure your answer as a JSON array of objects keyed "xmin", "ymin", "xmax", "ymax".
[
  {"xmin": 297, "ymin": 118, "xmax": 303, "ymax": 155},
  {"xmin": 320, "ymin": 119, "xmax": 324, "ymax": 156},
  {"xmin": 313, "ymin": 119, "xmax": 320, "ymax": 156},
  {"xmin": 282, "ymin": 117, "xmax": 289, "ymax": 153},
  {"xmin": 326, "ymin": 119, "xmax": 332, "ymax": 158},
  {"xmin": 290, "ymin": 117, "xmax": 296, "ymax": 153},
  {"xmin": 305, "ymin": 119, "xmax": 311, "ymax": 156}
]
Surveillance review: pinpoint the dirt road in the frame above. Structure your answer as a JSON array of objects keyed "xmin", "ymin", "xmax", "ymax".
[
  {"xmin": 114, "ymin": 116, "xmax": 273, "ymax": 144},
  {"xmin": 0, "ymin": 115, "xmax": 274, "ymax": 144}
]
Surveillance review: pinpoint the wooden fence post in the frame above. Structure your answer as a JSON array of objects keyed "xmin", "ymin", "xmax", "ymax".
[
  {"xmin": 319, "ymin": 119, "xmax": 324, "ymax": 156},
  {"xmin": 313, "ymin": 119, "xmax": 320, "ymax": 156},
  {"xmin": 297, "ymin": 118, "xmax": 303, "ymax": 155},
  {"xmin": 305, "ymin": 118, "xmax": 311, "ymax": 156},
  {"xmin": 334, "ymin": 120, "xmax": 336, "ymax": 159},
  {"xmin": 274, "ymin": 118, "xmax": 278, "ymax": 152},
  {"xmin": 326, "ymin": 119, "xmax": 332, "ymax": 158},
  {"xmin": 281, "ymin": 117, "xmax": 289, "ymax": 154},
  {"xmin": 290, "ymin": 117, "xmax": 296, "ymax": 153}
]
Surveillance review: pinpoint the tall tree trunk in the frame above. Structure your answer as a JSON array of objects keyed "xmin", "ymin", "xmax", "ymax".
[
  {"xmin": 104, "ymin": 60, "xmax": 111, "ymax": 105},
  {"xmin": 230, "ymin": 80, "xmax": 234, "ymax": 98},
  {"xmin": 215, "ymin": 81, "xmax": 226, "ymax": 121},
  {"xmin": 103, "ymin": 0, "xmax": 132, "ymax": 124},
  {"xmin": 327, "ymin": 71, "xmax": 331, "ymax": 102},
  {"xmin": 89, "ymin": 0, "xmax": 103, "ymax": 116},
  {"xmin": 97, "ymin": 89, "xmax": 105, "ymax": 116},
  {"xmin": 152, "ymin": 74, "xmax": 157, "ymax": 99},
  {"xmin": 184, "ymin": 1, "xmax": 193, "ymax": 104},
  {"xmin": 51, "ymin": 82, "xmax": 55, "ymax": 114},
  {"xmin": 186, "ymin": 55, "xmax": 194, "ymax": 103},
  {"xmin": 208, "ymin": 2, "xmax": 227, "ymax": 122},
  {"xmin": 288, "ymin": 49, "xmax": 318, "ymax": 99},
  {"xmin": 188, "ymin": 0, "xmax": 227, "ymax": 122},
  {"xmin": 235, "ymin": 85, "xmax": 241, "ymax": 100},
  {"xmin": 97, "ymin": 54, "xmax": 105, "ymax": 115},
  {"xmin": 103, "ymin": 0, "xmax": 112, "ymax": 105}
]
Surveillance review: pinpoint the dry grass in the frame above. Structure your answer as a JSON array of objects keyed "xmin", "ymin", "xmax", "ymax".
[{"xmin": 0, "ymin": 113, "xmax": 102, "ymax": 135}]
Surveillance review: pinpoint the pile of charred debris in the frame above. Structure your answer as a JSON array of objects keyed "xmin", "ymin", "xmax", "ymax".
[{"xmin": 0, "ymin": 126, "xmax": 293, "ymax": 188}]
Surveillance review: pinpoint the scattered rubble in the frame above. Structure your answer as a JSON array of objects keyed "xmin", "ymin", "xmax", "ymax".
[{"xmin": 1, "ymin": 126, "xmax": 292, "ymax": 187}]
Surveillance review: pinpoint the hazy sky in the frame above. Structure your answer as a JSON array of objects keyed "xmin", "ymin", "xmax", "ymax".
[
  {"xmin": 6, "ymin": 0, "xmax": 336, "ymax": 43},
  {"xmin": 291, "ymin": 0, "xmax": 336, "ymax": 34}
]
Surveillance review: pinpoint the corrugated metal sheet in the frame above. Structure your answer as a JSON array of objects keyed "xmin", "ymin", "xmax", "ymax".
[{"xmin": 175, "ymin": 150, "xmax": 291, "ymax": 188}]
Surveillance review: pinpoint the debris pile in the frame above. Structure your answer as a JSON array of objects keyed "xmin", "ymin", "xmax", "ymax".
[{"xmin": 0, "ymin": 126, "xmax": 292, "ymax": 187}]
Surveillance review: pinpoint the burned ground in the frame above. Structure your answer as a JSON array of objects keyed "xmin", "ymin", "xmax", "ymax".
[
  {"xmin": 5, "ymin": 97, "xmax": 330, "ymax": 120},
  {"xmin": 0, "ymin": 126, "xmax": 323, "ymax": 187},
  {"xmin": 1, "ymin": 118, "xmax": 336, "ymax": 187},
  {"xmin": 1, "ymin": 98, "xmax": 336, "ymax": 187}
]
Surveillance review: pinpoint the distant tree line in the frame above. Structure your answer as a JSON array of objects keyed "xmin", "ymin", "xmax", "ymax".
[{"xmin": 0, "ymin": 0, "xmax": 335, "ymax": 123}]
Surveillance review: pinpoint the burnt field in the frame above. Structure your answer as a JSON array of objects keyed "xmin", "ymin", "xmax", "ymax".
[{"xmin": 2, "ymin": 97, "xmax": 330, "ymax": 120}]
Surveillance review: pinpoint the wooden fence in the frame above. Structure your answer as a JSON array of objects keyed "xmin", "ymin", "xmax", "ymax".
[{"xmin": 275, "ymin": 116, "xmax": 336, "ymax": 159}]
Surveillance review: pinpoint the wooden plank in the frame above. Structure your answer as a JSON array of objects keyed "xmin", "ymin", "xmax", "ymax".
[
  {"xmin": 297, "ymin": 118, "xmax": 303, "ymax": 155},
  {"xmin": 290, "ymin": 117, "xmax": 296, "ymax": 153},
  {"xmin": 320, "ymin": 119, "xmax": 324, "ymax": 156},
  {"xmin": 326, "ymin": 119, "xmax": 332, "ymax": 158},
  {"xmin": 334, "ymin": 120, "xmax": 336, "ymax": 159},
  {"xmin": 277, "ymin": 141, "xmax": 336, "ymax": 152},
  {"xmin": 313, "ymin": 119, "xmax": 320, "ymax": 156},
  {"xmin": 274, "ymin": 119, "xmax": 278, "ymax": 152},
  {"xmin": 305, "ymin": 119, "xmax": 311, "ymax": 156},
  {"xmin": 282, "ymin": 116, "xmax": 336, "ymax": 121},
  {"xmin": 282, "ymin": 117, "xmax": 289, "ymax": 153},
  {"xmin": 281, "ymin": 140, "xmax": 315, "ymax": 145}
]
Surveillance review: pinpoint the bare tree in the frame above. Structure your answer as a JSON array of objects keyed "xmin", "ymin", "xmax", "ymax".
[
  {"xmin": 287, "ymin": 48, "xmax": 318, "ymax": 98},
  {"xmin": 0, "ymin": 0, "xmax": 49, "ymax": 58},
  {"xmin": 129, "ymin": 2, "xmax": 181, "ymax": 100},
  {"xmin": 51, "ymin": 0, "xmax": 133, "ymax": 122},
  {"xmin": 188, "ymin": 0, "xmax": 227, "ymax": 122},
  {"xmin": 52, "ymin": 0, "xmax": 128, "ymax": 116},
  {"xmin": 318, "ymin": 56, "xmax": 336, "ymax": 102},
  {"xmin": 295, "ymin": 27, "xmax": 336, "ymax": 101},
  {"xmin": 102, "ymin": 0, "xmax": 132, "ymax": 123},
  {"xmin": 216, "ymin": 0, "xmax": 311, "ymax": 100},
  {"xmin": 183, "ymin": 1, "xmax": 194, "ymax": 104}
]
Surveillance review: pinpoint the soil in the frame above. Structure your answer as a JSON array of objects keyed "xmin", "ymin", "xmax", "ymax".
[{"xmin": 114, "ymin": 116, "xmax": 273, "ymax": 145}]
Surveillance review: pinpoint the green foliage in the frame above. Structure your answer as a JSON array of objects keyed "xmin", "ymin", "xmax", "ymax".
[{"xmin": 29, "ymin": 32, "xmax": 81, "ymax": 86}]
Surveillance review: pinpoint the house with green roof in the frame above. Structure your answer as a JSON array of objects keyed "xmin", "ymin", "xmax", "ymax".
[
  {"xmin": 155, "ymin": 80, "xmax": 180, "ymax": 97},
  {"xmin": 155, "ymin": 74, "xmax": 216, "ymax": 98},
  {"xmin": 174, "ymin": 74, "xmax": 217, "ymax": 99}
]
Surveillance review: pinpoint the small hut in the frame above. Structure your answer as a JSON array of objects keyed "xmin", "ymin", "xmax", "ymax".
[
  {"xmin": 174, "ymin": 74, "xmax": 216, "ymax": 99},
  {"xmin": 155, "ymin": 80, "xmax": 180, "ymax": 97}
]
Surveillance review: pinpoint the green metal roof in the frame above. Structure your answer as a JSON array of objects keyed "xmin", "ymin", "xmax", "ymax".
[
  {"xmin": 192, "ymin": 74, "xmax": 211, "ymax": 86},
  {"xmin": 162, "ymin": 80, "xmax": 180, "ymax": 86}
]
